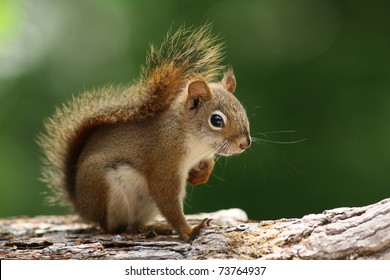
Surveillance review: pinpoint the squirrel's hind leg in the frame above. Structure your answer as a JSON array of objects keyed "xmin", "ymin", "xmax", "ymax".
[
  {"xmin": 104, "ymin": 164, "xmax": 160, "ymax": 232},
  {"xmin": 76, "ymin": 156, "xmax": 159, "ymax": 233}
]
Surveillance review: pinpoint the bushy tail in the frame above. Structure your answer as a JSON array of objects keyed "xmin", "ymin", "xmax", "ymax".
[
  {"xmin": 141, "ymin": 24, "xmax": 224, "ymax": 85},
  {"xmin": 38, "ymin": 24, "xmax": 226, "ymax": 205}
]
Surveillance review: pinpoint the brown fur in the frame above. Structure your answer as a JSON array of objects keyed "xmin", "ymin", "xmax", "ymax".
[
  {"xmin": 38, "ymin": 25, "xmax": 250, "ymax": 241},
  {"xmin": 38, "ymin": 25, "xmax": 224, "ymax": 205}
]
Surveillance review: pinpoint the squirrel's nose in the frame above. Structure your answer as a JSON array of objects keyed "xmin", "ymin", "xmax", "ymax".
[{"xmin": 239, "ymin": 135, "xmax": 252, "ymax": 150}]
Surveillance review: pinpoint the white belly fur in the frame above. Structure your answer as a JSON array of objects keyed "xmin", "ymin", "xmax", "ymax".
[{"xmin": 105, "ymin": 165, "xmax": 159, "ymax": 231}]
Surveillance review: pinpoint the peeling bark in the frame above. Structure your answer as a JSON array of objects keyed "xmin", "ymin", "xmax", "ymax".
[{"xmin": 0, "ymin": 199, "xmax": 389, "ymax": 259}]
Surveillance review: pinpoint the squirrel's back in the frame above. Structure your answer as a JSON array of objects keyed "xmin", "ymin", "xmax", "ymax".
[{"xmin": 38, "ymin": 25, "xmax": 225, "ymax": 205}]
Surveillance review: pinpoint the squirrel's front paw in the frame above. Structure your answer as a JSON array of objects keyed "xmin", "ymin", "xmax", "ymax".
[
  {"xmin": 187, "ymin": 159, "xmax": 215, "ymax": 186},
  {"xmin": 187, "ymin": 218, "xmax": 212, "ymax": 242}
]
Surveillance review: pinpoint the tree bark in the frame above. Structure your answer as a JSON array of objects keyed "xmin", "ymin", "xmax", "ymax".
[{"xmin": 1, "ymin": 198, "xmax": 389, "ymax": 259}]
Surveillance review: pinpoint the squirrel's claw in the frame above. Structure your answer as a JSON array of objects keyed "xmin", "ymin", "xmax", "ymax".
[{"xmin": 188, "ymin": 218, "xmax": 212, "ymax": 242}]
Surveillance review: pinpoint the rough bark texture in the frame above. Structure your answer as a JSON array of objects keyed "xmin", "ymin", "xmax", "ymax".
[{"xmin": 1, "ymin": 199, "xmax": 389, "ymax": 260}]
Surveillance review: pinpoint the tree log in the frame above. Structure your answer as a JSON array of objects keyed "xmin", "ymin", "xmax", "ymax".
[{"xmin": 1, "ymin": 198, "xmax": 389, "ymax": 259}]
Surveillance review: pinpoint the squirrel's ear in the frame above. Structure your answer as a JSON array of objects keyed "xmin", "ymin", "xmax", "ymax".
[
  {"xmin": 222, "ymin": 68, "xmax": 236, "ymax": 94},
  {"xmin": 187, "ymin": 80, "xmax": 212, "ymax": 110}
]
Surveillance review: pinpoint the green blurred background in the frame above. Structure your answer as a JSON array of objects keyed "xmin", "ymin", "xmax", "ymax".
[{"xmin": 0, "ymin": 0, "xmax": 389, "ymax": 221}]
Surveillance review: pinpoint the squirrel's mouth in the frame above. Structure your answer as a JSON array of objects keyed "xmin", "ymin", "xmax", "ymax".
[
  {"xmin": 216, "ymin": 137, "xmax": 251, "ymax": 156},
  {"xmin": 217, "ymin": 143, "xmax": 238, "ymax": 156},
  {"xmin": 217, "ymin": 148, "xmax": 233, "ymax": 156}
]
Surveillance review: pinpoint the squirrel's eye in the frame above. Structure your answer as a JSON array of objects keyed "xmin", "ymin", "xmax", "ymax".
[
  {"xmin": 210, "ymin": 114, "xmax": 224, "ymax": 127},
  {"xmin": 209, "ymin": 110, "xmax": 227, "ymax": 130}
]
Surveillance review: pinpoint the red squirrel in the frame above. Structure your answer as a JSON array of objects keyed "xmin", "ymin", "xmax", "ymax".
[{"xmin": 38, "ymin": 25, "xmax": 251, "ymax": 241}]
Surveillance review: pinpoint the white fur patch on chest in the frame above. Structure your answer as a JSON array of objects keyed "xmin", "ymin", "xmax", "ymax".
[
  {"xmin": 181, "ymin": 135, "xmax": 216, "ymax": 178},
  {"xmin": 105, "ymin": 165, "xmax": 159, "ymax": 231}
]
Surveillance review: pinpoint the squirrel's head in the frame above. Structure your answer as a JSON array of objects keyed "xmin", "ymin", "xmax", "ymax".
[{"xmin": 184, "ymin": 69, "xmax": 251, "ymax": 156}]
